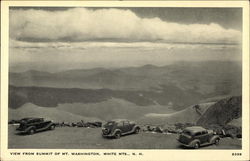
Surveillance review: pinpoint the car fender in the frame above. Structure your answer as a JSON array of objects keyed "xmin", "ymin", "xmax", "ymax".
[
  {"xmin": 25, "ymin": 126, "xmax": 36, "ymax": 133},
  {"xmin": 189, "ymin": 139, "xmax": 200, "ymax": 147},
  {"xmin": 132, "ymin": 125, "xmax": 140, "ymax": 132},
  {"xmin": 209, "ymin": 135, "xmax": 220, "ymax": 143},
  {"xmin": 42, "ymin": 122, "xmax": 55, "ymax": 130},
  {"xmin": 48, "ymin": 122, "xmax": 55, "ymax": 127},
  {"xmin": 111, "ymin": 129, "xmax": 122, "ymax": 136}
]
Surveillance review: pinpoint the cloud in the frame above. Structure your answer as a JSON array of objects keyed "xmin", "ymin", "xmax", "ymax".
[
  {"xmin": 10, "ymin": 39, "xmax": 241, "ymax": 52},
  {"xmin": 10, "ymin": 8, "xmax": 241, "ymax": 44}
]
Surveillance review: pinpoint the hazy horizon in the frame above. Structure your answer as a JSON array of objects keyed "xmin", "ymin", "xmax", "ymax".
[{"xmin": 10, "ymin": 59, "xmax": 242, "ymax": 73}]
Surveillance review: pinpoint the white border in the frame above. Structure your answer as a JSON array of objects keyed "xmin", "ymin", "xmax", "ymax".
[{"xmin": 1, "ymin": 1, "xmax": 249, "ymax": 161}]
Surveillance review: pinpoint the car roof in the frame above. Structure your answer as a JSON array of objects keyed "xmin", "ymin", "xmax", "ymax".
[
  {"xmin": 21, "ymin": 117, "xmax": 43, "ymax": 121},
  {"xmin": 184, "ymin": 126, "xmax": 207, "ymax": 133},
  {"xmin": 110, "ymin": 119, "xmax": 129, "ymax": 122}
]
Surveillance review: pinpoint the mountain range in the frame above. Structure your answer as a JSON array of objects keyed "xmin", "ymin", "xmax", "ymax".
[
  {"xmin": 9, "ymin": 61, "xmax": 242, "ymax": 129},
  {"xmin": 9, "ymin": 61, "xmax": 241, "ymax": 111}
]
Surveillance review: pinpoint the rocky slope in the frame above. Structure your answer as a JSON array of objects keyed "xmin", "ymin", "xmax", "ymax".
[
  {"xmin": 138, "ymin": 96, "xmax": 242, "ymax": 127},
  {"xmin": 197, "ymin": 96, "xmax": 241, "ymax": 126}
]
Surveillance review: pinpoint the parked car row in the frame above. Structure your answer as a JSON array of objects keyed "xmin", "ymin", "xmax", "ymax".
[{"xmin": 12, "ymin": 117, "xmax": 220, "ymax": 149}]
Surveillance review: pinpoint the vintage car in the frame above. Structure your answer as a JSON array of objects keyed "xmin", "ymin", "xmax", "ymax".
[
  {"xmin": 102, "ymin": 119, "xmax": 140, "ymax": 139},
  {"xmin": 177, "ymin": 126, "xmax": 220, "ymax": 149},
  {"xmin": 16, "ymin": 117, "xmax": 56, "ymax": 135}
]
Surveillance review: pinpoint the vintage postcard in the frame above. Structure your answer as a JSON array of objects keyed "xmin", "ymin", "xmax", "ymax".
[{"xmin": 1, "ymin": 1, "xmax": 249, "ymax": 161}]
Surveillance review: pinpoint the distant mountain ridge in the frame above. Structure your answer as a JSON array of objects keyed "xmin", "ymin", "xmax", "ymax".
[
  {"xmin": 9, "ymin": 61, "xmax": 241, "ymax": 111},
  {"xmin": 9, "ymin": 61, "xmax": 241, "ymax": 94},
  {"xmin": 9, "ymin": 85, "xmax": 202, "ymax": 110}
]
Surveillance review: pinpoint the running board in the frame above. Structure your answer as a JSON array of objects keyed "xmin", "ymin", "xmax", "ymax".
[
  {"xmin": 121, "ymin": 130, "xmax": 135, "ymax": 135},
  {"xmin": 35, "ymin": 124, "xmax": 53, "ymax": 132}
]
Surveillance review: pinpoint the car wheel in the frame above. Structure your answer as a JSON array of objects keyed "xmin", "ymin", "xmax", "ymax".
[
  {"xmin": 29, "ymin": 128, "xmax": 35, "ymax": 135},
  {"xmin": 193, "ymin": 142, "xmax": 200, "ymax": 149},
  {"xmin": 214, "ymin": 138, "xmax": 220, "ymax": 145},
  {"xmin": 135, "ymin": 127, "xmax": 140, "ymax": 134},
  {"xmin": 114, "ymin": 131, "xmax": 121, "ymax": 139},
  {"xmin": 50, "ymin": 125, "xmax": 55, "ymax": 130}
]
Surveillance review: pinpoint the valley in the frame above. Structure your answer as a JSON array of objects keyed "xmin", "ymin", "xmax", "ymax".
[{"xmin": 8, "ymin": 61, "xmax": 242, "ymax": 149}]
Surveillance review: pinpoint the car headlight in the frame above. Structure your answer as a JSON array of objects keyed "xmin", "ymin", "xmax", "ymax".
[{"xmin": 102, "ymin": 128, "xmax": 109, "ymax": 134}]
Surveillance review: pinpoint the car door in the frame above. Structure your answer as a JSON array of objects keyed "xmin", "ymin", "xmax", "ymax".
[
  {"xmin": 194, "ymin": 132, "xmax": 203, "ymax": 144},
  {"xmin": 41, "ymin": 121, "xmax": 50, "ymax": 129},
  {"xmin": 33, "ymin": 120, "xmax": 42, "ymax": 129},
  {"xmin": 35, "ymin": 119, "xmax": 45, "ymax": 129},
  {"xmin": 195, "ymin": 131, "xmax": 208, "ymax": 144},
  {"xmin": 116, "ymin": 121, "xmax": 124, "ymax": 133},
  {"xmin": 200, "ymin": 131, "xmax": 209, "ymax": 143},
  {"xmin": 123, "ymin": 121, "xmax": 131, "ymax": 133},
  {"xmin": 126, "ymin": 121, "xmax": 134, "ymax": 131}
]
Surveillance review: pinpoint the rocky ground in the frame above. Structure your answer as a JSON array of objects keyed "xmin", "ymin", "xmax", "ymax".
[{"xmin": 8, "ymin": 125, "xmax": 241, "ymax": 149}]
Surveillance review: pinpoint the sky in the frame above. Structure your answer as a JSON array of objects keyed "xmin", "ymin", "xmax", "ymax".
[{"xmin": 9, "ymin": 7, "xmax": 242, "ymax": 72}]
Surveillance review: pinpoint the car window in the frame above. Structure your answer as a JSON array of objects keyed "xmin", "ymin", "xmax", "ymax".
[
  {"xmin": 33, "ymin": 119, "xmax": 40, "ymax": 123},
  {"xmin": 183, "ymin": 130, "xmax": 192, "ymax": 136},
  {"xmin": 107, "ymin": 121, "xmax": 114, "ymax": 126},
  {"xmin": 201, "ymin": 131, "xmax": 208, "ymax": 134},
  {"xmin": 117, "ymin": 122, "xmax": 123, "ymax": 126},
  {"xmin": 195, "ymin": 132, "xmax": 202, "ymax": 136},
  {"xmin": 123, "ymin": 121, "xmax": 129, "ymax": 126},
  {"xmin": 130, "ymin": 121, "xmax": 135, "ymax": 124},
  {"xmin": 28, "ymin": 120, "xmax": 36, "ymax": 123}
]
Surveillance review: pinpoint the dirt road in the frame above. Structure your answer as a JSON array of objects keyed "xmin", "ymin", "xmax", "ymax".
[{"xmin": 8, "ymin": 125, "xmax": 241, "ymax": 149}]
